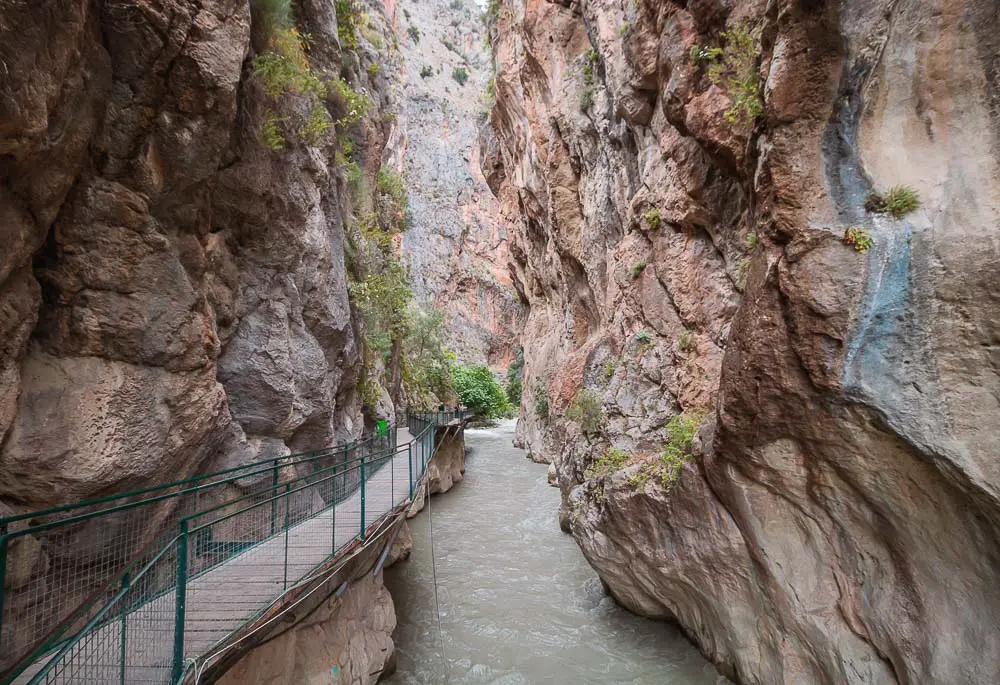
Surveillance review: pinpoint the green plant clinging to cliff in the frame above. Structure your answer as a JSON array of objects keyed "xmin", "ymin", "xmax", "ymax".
[
  {"xmin": 585, "ymin": 448, "xmax": 629, "ymax": 479},
  {"xmin": 630, "ymin": 261, "xmax": 648, "ymax": 279},
  {"xmin": 506, "ymin": 347, "xmax": 524, "ymax": 407},
  {"xmin": 643, "ymin": 207, "xmax": 661, "ymax": 230},
  {"xmin": 653, "ymin": 413, "xmax": 701, "ymax": 487},
  {"xmin": 694, "ymin": 23, "xmax": 762, "ymax": 131},
  {"xmin": 452, "ymin": 66, "xmax": 469, "ymax": 85},
  {"xmin": 844, "ymin": 226, "xmax": 873, "ymax": 252},
  {"xmin": 567, "ymin": 389, "xmax": 603, "ymax": 435},
  {"xmin": 407, "ymin": 25, "xmax": 421, "ymax": 43},
  {"xmin": 579, "ymin": 49, "xmax": 598, "ymax": 112}
]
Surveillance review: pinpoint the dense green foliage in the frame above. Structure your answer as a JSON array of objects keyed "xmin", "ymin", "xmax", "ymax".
[
  {"xmin": 452, "ymin": 67, "xmax": 469, "ymax": 85},
  {"xmin": 452, "ymin": 365, "xmax": 513, "ymax": 418},
  {"xmin": 403, "ymin": 306, "xmax": 456, "ymax": 407},
  {"xmin": 882, "ymin": 185, "xmax": 921, "ymax": 218},
  {"xmin": 407, "ymin": 25, "xmax": 420, "ymax": 42}
]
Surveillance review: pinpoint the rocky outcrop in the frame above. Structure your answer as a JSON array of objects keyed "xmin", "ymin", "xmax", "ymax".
[
  {"xmin": 396, "ymin": 0, "xmax": 519, "ymax": 368},
  {"xmin": 216, "ymin": 567, "xmax": 397, "ymax": 685},
  {"xmin": 0, "ymin": 0, "xmax": 400, "ymax": 508},
  {"xmin": 482, "ymin": 0, "xmax": 1000, "ymax": 684}
]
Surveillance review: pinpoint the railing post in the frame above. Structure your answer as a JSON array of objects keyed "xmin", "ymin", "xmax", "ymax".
[
  {"xmin": 270, "ymin": 458, "xmax": 279, "ymax": 536},
  {"xmin": 359, "ymin": 457, "xmax": 366, "ymax": 540},
  {"xmin": 282, "ymin": 483, "xmax": 291, "ymax": 590},
  {"xmin": 408, "ymin": 442, "xmax": 414, "ymax": 499},
  {"xmin": 172, "ymin": 522, "xmax": 189, "ymax": 684},
  {"xmin": 0, "ymin": 527, "xmax": 8, "ymax": 656},
  {"xmin": 119, "ymin": 572, "xmax": 130, "ymax": 685}
]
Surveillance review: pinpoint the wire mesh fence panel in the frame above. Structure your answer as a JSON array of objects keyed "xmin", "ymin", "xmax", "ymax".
[{"xmin": 4, "ymin": 412, "xmax": 461, "ymax": 683}]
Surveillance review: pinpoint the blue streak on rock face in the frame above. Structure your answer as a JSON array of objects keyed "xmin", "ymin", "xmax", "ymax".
[{"xmin": 842, "ymin": 224, "xmax": 913, "ymax": 401}]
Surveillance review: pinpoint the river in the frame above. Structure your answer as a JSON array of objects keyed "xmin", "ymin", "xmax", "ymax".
[{"xmin": 383, "ymin": 420, "xmax": 727, "ymax": 685}]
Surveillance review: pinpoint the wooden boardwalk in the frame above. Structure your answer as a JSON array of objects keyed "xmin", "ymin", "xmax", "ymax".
[{"xmin": 18, "ymin": 428, "xmax": 419, "ymax": 685}]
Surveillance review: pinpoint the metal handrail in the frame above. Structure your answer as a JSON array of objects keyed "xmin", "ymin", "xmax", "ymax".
[{"xmin": 2, "ymin": 410, "xmax": 463, "ymax": 685}]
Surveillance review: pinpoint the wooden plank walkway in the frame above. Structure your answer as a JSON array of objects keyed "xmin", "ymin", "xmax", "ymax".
[{"xmin": 18, "ymin": 428, "xmax": 420, "ymax": 685}]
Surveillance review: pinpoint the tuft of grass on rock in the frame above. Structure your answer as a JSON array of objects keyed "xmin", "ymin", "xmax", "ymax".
[{"xmin": 630, "ymin": 261, "xmax": 647, "ymax": 279}]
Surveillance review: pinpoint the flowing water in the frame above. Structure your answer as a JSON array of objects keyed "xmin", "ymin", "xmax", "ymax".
[{"xmin": 383, "ymin": 421, "xmax": 727, "ymax": 685}]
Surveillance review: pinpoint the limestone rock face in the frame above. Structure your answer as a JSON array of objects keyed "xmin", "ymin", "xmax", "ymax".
[
  {"xmin": 0, "ymin": 0, "xmax": 403, "ymax": 507},
  {"xmin": 482, "ymin": 0, "xmax": 1000, "ymax": 683},
  {"xmin": 396, "ymin": 0, "xmax": 520, "ymax": 368},
  {"xmin": 216, "ymin": 571, "xmax": 397, "ymax": 685}
]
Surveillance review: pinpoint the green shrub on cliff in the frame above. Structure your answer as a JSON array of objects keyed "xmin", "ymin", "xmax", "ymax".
[
  {"xmin": 452, "ymin": 67, "xmax": 470, "ymax": 85},
  {"xmin": 585, "ymin": 448, "xmax": 628, "ymax": 479},
  {"xmin": 630, "ymin": 261, "xmax": 647, "ymax": 279},
  {"xmin": 566, "ymin": 389, "xmax": 603, "ymax": 435},
  {"xmin": 453, "ymin": 365, "xmax": 512, "ymax": 418},
  {"xmin": 407, "ymin": 25, "xmax": 421, "ymax": 43},
  {"xmin": 653, "ymin": 413, "xmax": 701, "ymax": 487},
  {"xmin": 882, "ymin": 185, "xmax": 921, "ymax": 218},
  {"xmin": 695, "ymin": 22, "xmax": 762, "ymax": 131},
  {"xmin": 844, "ymin": 226, "xmax": 873, "ymax": 252}
]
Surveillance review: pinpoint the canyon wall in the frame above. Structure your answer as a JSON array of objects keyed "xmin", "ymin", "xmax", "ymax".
[
  {"xmin": 0, "ymin": 0, "xmax": 400, "ymax": 509},
  {"xmin": 482, "ymin": 0, "xmax": 1000, "ymax": 683},
  {"xmin": 396, "ymin": 0, "xmax": 520, "ymax": 369}
]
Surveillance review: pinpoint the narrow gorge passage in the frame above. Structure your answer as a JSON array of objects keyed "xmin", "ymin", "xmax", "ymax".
[{"xmin": 384, "ymin": 422, "xmax": 725, "ymax": 685}]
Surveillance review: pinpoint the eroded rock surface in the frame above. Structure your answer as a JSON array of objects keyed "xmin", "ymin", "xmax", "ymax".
[
  {"xmin": 482, "ymin": 0, "xmax": 1000, "ymax": 683},
  {"xmin": 216, "ymin": 571, "xmax": 397, "ymax": 685},
  {"xmin": 0, "ymin": 0, "xmax": 398, "ymax": 508},
  {"xmin": 396, "ymin": 0, "xmax": 519, "ymax": 367}
]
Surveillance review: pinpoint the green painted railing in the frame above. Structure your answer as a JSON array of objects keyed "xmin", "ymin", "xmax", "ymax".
[{"xmin": 0, "ymin": 410, "xmax": 465, "ymax": 684}]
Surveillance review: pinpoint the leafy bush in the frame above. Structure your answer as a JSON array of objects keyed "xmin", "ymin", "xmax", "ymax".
[
  {"xmin": 689, "ymin": 45, "xmax": 723, "ymax": 62},
  {"xmin": 698, "ymin": 23, "xmax": 761, "ymax": 131},
  {"xmin": 566, "ymin": 389, "xmax": 603, "ymax": 435},
  {"xmin": 404, "ymin": 306, "xmax": 455, "ymax": 405},
  {"xmin": 630, "ymin": 261, "xmax": 647, "ymax": 279},
  {"xmin": 579, "ymin": 85, "xmax": 595, "ymax": 112},
  {"xmin": 407, "ymin": 25, "xmax": 421, "ymax": 42},
  {"xmin": 844, "ymin": 226, "xmax": 873, "ymax": 252},
  {"xmin": 330, "ymin": 78, "xmax": 372, "ymax": 128},
  {"xmin": 261, "ymin": 115, "xmax": 287, "ymax": 150},
  {"xmin": 654, "ymin": 413, "xmax": 701, "ymax": 487},
  {"xmin": 585, "ymin": 448, "xmax": 628, "ymax": 479},
  {"xmin": 452, "ymin": 66, "xmax": 469, "ymax": 85},
  {"xmin": 534, "ymin": 380, "xmax": 549, "ymax": 419},
  {"xmin": 643, "ymin": 207, "xmax": 661, "ymax": 230},
  {"xmin": 334, "ymin": 0, "xmax": 362, "ymax": 49},
  {"xmin": 746, "ymin": 232, "xmax": 758, "ymax": 250},
  {"xmin": 453, "ymin": 365, "xmax": 512, "ymax": 418},
  {"xmin": 634, "ymin": 331, "xmax": 652, "ymax": 345}
]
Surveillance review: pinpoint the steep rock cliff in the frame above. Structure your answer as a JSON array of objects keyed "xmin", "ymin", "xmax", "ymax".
[
  {"xmin": 482, "ymin": 0, "xmax": 1000, "ymax": 683},
  {"xmin": 396, "ymin": 0, "xmax": 520, "ymax": 368},
  {"xmin": 0, "ymin": 0, "xmax": 399, "ymax": 508},
  {"xmin": 0, "ymin": 0, "xmax": 408, "ymax": 668}
]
